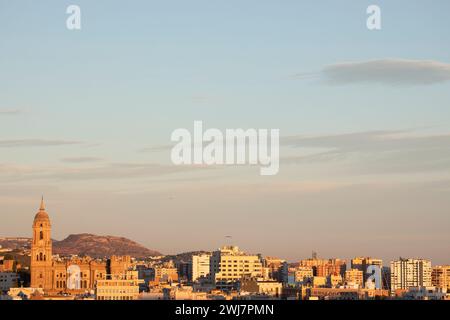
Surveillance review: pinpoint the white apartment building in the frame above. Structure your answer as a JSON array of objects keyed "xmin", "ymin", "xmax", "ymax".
[
  {"xmin": 209, "ymin": 246, "xmax": 263, "ymax": 290},
  {"xmin": 191, "ymin": 254, "xmax": 211, "ymax": 282},
  {"xmin": 390, "ymin": 258, "xmax": 432, "ymax": 292}
]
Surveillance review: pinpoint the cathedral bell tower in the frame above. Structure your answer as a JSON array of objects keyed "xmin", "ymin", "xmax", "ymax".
[{"xmin": 31, "ymin": 197, "xmax": 53, "ymax": 289}]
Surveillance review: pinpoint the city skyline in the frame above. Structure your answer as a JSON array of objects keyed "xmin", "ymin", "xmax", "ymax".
[
  {"xmin": 1, "ymin": 197, "xmax": 447, "ymax": 266},
  {"xmin": 0, "ymin": 190, "xmax": 449, "ymax": 301},
  {"xmin": 1, "ymin": 0, "xmax": 450, "ymax": 265}
]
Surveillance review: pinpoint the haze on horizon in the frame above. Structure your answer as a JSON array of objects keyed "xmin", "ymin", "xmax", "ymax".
[{"xmin": 1, "ymin": 1, "xmax": 450, "ymax": 265}]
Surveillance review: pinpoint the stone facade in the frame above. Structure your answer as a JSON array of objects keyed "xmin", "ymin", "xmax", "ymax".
[{"xmin": 30, "ymin": 198, "xmax": 130, "ymax": 293}]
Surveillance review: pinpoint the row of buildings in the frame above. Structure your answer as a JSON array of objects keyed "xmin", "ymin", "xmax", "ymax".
[
  {"xmin": 0, "ymin": 199, "xmax": 449, "ymax": 300},
  {"xmin": 183, "ymin": 250, "xmax": 449, "ymax": 299}
]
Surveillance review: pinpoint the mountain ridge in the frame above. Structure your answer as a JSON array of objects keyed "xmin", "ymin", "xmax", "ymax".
[{"xmin": 0, "ymin": 234, "xmax": 161, "ymax": 258}]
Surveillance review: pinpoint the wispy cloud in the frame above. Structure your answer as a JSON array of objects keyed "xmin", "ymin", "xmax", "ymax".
[
  {"xmin": 138, "ymin": 145, "xmax": 173, "ymax": 153},
  {"xmin": 60, "ymin": 157, "xmax": 103, "ymax": 163},
  {"xmin": 0, "ymin": 162, "xmax": 211, "ymax": 182},
  {"xmin": 322, "ymin": 59, "xmax": 450, "ymax": 86},
  {"xmin": 282, "ymin": 130, "xmax": 450, "ymax": 174},
  {"xmin": 0, "ymin": 109, "xmax": 21, "ymax": 116},
  {"xmin": 282, "ymin": 130, "xmax": 450, "ymax": 152},
  {"xmin": 293, "ymin": 59, "xmax": 450, "ymax": 86},
  {"xmin": 0, "ymin": 139, "xmax": 82, "ymax": 148},
  {"xmin": 45, "ymin": 163, "xmax": 206, "ymax": 181}
]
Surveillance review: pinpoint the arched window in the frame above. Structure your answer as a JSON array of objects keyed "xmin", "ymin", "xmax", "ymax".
[
  {"xmin": 40, "ymin": 231, "xmax": 44, "ymax": 240},
  {"xmin": 39, "ymin": 252, "xmax": 43, "ymax": 261},
  {"xmin": 36, "ymin": 254, "xmax": 39, "ymax": 261},
  {"xmin": 44, "ymin": 255, "xmax": 46, "ymax": 261}
]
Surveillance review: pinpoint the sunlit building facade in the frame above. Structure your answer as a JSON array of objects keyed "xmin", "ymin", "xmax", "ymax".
[
  {"xmin": 390, "ymin": 258, "xmax": 432, "ymax": 292},
  {"xmin": 209, "ymin": 246, "xmax": 263, "ymax": 290}
]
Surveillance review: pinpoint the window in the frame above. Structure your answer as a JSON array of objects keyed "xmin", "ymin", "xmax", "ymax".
[{"xmin": 40, "ymin": 231, "xmax": 44, "ymax": 240}]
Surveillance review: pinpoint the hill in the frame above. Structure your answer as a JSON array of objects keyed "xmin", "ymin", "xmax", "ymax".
[
  {"xmin": 53, "ymin": 234, "xmax": 161, "ymax": 258},
  {"xmin": 0, "ymin": 234, "xmax": 161, "ymax": 259}
]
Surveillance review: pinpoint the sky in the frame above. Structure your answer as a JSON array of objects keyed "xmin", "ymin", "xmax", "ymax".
[{"xmin": 1, "ymin": 0, "xmax": 450, "ymax": 265}]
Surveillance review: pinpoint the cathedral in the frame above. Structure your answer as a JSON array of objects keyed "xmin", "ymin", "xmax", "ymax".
[{"xmin": 30, "ymin": 198, "xmax": 131, "ymax": 293}]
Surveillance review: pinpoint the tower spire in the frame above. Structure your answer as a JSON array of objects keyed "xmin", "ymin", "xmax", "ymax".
[{"xmin": 40, "ymin": 196, "xmax": 45, "ymax": 211}]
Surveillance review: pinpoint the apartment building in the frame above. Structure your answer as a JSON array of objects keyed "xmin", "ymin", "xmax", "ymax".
[
  {"xmin": 390, "ymin": 258, "xmax": 432, "ymax": 292},
  {"xmin": 299, "ymin": 258, "xmax": 346, "ymax": 277},
  {"xmin": 191, "ymin": 254, "xmax": 211, "ymax": 282},
  {"xmin": 345, "ymin": 269, "xmax": 364, "ymax": 287},
  {"xmin": 209, "ymin": 246, "xmax": 263, "ymax": 290},
  {"xmin": 294, "ymin": 266, "xmax": 314, "ymax": 283},
  {"xmin": 432, "ymin": 265, "xmax": 450, "ymax": 291},
  {"xmin": 351, "ymin": 257, "xmax": 383, "ymax": 287},
  {"xmin": 95, "ymin": 271, "xmax": 143, "ymax": 300},
  {"xmin": 240, "ymin": 277, "xmax": 282, "ymax": 297},
  {"xmin": 154, "ymin": 266, "xmax": 179, "ymax": 284},
  {"xmin": 0, "ymin": 272, "xmax": 18, "ymax": 293}
]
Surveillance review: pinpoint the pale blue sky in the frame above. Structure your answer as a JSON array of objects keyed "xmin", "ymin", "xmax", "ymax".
[{"xmin": 1, "ymin": 1, "xmax": 450, "ymax": 264}]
